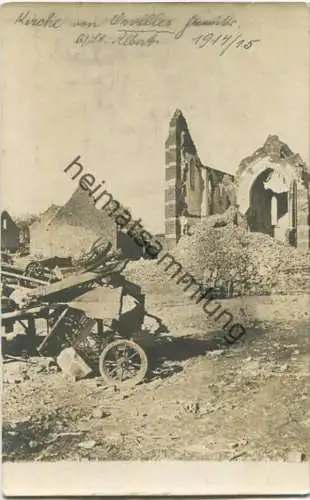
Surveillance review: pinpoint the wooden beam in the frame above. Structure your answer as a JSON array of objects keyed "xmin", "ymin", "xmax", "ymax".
[
  {"xmin": 1, "ymin": 270, "xmax": 48, "ymax": 286},
  {"xmin": 31, "ymin": 272, "xmax": 101, "ymax": 299}
]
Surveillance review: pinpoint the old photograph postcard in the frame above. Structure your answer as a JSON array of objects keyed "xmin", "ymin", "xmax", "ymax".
[{"xmin": 1, "ymin": 1, "xmax": 310, "ymax": 496}]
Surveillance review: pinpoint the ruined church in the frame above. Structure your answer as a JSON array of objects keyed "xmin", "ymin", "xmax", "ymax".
[{"xmin": 164, "ymin": 110, "xmax": 310, "ymax": 251}]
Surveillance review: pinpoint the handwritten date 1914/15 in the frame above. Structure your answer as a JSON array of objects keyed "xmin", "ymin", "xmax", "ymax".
[{"xmin": 193, "ymin": 32, "xmax": 260, "ymax": 56}]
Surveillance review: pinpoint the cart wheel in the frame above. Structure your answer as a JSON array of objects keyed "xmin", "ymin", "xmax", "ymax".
[{"xmin": 98, "ymin": 339, "xmax": 148, "ymax": 386}]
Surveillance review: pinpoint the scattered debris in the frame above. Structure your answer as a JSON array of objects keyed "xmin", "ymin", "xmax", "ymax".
[
  {"xmin": 183, "ymin": 401, "xmax": 200, "ymax": 415},
  {"xmin": 3, "ymin": 364, "xmax": 31, "ymax": 384},
  {"xmin": 230, "ymin": 450, "xmax": 247, "ymax": 461},
  {"xmin": 205, "ymin": 349, "xmax": 224, "ymax": 358},
  {"xmin": 78, "ymin": 440, "xmax": 97, "ymax": 450},
  {"xmin": 1, "ymin": 222, "xmax": 309, "ymax": 463},
  {"xmin": 92, "ymin": 408, "xmax": 110, "ymax": 419},
  {"xmin": 3, "ymin": 355, "xmax": 35, "ymax": 364},
  {"xmin": 28, "ymin": 440, "xmax": 39, "ymax": 449},
  {"xmin": 52, "ymin": 431, "xmax": 85, "ymax": 438},
  {"xmin": 104, "ymin": 433, "xmax": 124, "ymax": 448},
  {"xmin": 230, "ymin": 438, "xmax": 248, "ymax": 449},
  {"xmin": 278, "ymin": 363, "xmax": 288, "ymax": 373}
]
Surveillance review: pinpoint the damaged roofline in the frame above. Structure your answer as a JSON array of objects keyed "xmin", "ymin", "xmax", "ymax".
[{"xmin": 169, "ymin": 108, "xmax": 234, "ymax": 178}]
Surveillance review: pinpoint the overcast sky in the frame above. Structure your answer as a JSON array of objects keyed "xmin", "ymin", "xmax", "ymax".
[{"xmin": 2, "ymin": 3, "xmax": 309, "ymax": 233}]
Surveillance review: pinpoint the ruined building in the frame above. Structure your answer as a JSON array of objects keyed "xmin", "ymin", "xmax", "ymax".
[
  {"xmin": 165, "ymin": 109, "xmax": 310, "ymax": 251},
  {"xmin": 30, "ymin": 188, "xmax": 145, "ymax": 260},
  {"xmin": 30, "ymin": 188, "xmax": 118, "ymax": 259},
  {"xmin": 1, "ymin": 211, "xmax": 20, "ymax": 253}
]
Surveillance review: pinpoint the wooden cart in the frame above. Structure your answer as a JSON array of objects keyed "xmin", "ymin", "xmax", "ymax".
[{"xmin": 2, "ymin": 269, "xmax": 150, "ymax": 386}]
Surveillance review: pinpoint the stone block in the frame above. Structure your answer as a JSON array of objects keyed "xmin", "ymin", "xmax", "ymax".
[
  {"xmin": 56, "ymin": 347, "xmax": 92, "ymax": 381},
  {"xmin": 165, "ymin": 165, "xmax": 177, "ymax": 181},
  {"xmin": 165, "ymin": 187, "xmax": 176, "ymax": 202},
  {"xmin": 165, "ymin": 148, "xmax": 177, "ymax": 165},
  {"xmin": 165, "ymin": 203, "xmax": 176, "ymax": 219}
]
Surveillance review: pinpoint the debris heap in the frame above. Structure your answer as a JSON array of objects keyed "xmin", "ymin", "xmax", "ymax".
[
  {"xmin": 124, "ymin": 259, "xmax": 178, "ymax": 299},
  {"xmin": 176, "ymin": 214, "xmax": 309, "ymax": 295},
  {"xmin": 126, "ymin": 209, "xmax": 310, "ymax": 297}
]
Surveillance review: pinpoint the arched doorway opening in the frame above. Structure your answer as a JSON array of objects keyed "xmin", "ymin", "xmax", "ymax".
[
  {"xmin": 246, "ymin": 168, "xmax": 291, "ymax": 243},
  {"xmin": 235, "ymin": 136, "xmax": 309, "ymax": 250}
]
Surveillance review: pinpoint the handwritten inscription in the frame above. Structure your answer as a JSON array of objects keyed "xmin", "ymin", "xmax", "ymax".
[
  {"xmin": 13, "ymin": 10, "xmax": 261, "ymax": 56},
  {"xmin": 110, "ymin": 12, "xmax": 173, "ymax": 29},
  {"xmin": 174, "ymin": 14, "xmax": 237, "ymax": 39},
  {"xmin": 193, "ymin": 33, "xmax": 260, "ymax": 56},
  {"xmin": 15, "ymin": 11, "xmax": 63, "ymax": 29},
  {"xmin": 76, "ymin": 30, "xmax": 163, "ymax": 48}
]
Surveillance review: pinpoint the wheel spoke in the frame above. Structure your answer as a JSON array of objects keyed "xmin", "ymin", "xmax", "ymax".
[
  {"xmin": 114, "ymin": 348, "xmax": 122, "ymax": 361},
  {"xmin": 128, "ymin": 362, "xmax": 141, "ymax": 368},
  {"xmin": 105, "ymin": 363, "xmax": 119, "ymax": 373},
  {"xmin": 104, "ymin": 362, "xmax": 120, "ymax": 376},
  {"xmin": 127, "ymin": 351, "xmax": 140, "ymax": 361},
  {"xmin": 125, "ymin": 367, "xmax": 140, "ymax": 375}
]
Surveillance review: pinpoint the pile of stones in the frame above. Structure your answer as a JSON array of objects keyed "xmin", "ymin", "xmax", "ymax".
[
  {"xmin": 174, "ymin": 220, "xmax": 310, "ymax": 296},
  {"xmin": 126, "ymin": 220, "xmax": 309, "ymax": 299}
]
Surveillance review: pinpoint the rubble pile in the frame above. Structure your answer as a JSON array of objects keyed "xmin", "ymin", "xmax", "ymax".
[
  {"xmin": 126, "ymin": 220, "xmax": 309, "ymax": 298},
  {"xmin": 124, "ymin": 260, "xmax": 177, "ymax": 298},
  {"xmin": 245, "ymin": 232, "xmax": 310, "ymax": 295},
  {"xmin": 174, "ymin": 220, "xmax": 310, "ymax": 296},
  {"xmin": 175, "ymin": 222, "xmax": 248, "ymax": 284}
]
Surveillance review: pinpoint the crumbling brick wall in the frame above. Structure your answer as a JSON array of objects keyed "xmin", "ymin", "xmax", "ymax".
[{"xmin": 164, "ymin": 110, "xmax": 235, "ymax": 248}]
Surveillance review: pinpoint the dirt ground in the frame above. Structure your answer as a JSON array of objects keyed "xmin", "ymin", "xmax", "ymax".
[{"xmin": 2, "ymin": 294, "xmax": 310, "ymax": 462}]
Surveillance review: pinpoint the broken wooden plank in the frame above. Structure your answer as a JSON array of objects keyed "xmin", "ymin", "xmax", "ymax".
[
  {"xmin": 37, "ymin": 307, "xmax": 70, "ymax": 354},
  {"xmin": 1, "ymin": 264, "xmax": 25, "ymax": 274},
  {"xmin": 1, "ymin": 270, "xmax": 48, "ymax": 286},
  {"xmin": 31, "ymin": 272, "xmax": 101, "ymax": 300},
  {"xmin": 5, "ymin": 283, "xmax": 36, "ymax": 292},
  {"xmin": 1, "ymin": 305, "xmax": 52, "ymax": 321},
  {"xmin": 3, "ymin": 355, "xmax": 36, "ymax": 364}
]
